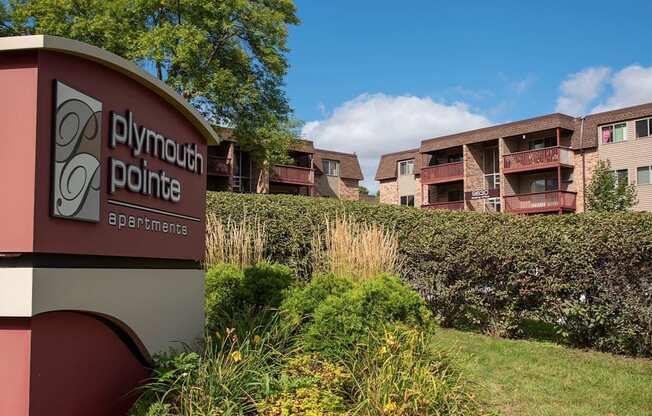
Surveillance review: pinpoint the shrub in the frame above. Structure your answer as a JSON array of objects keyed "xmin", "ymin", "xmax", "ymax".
[
  {"xmin": 281, "ymin": 274, "xmax": 354, "ymax": 326},
  {"xmin": 257, "ymin": 354, "xmax": 350, "ymax": 415},
  {"xmin": 205, "ymin": 263, "xmax": 295, "ymax": 333},
  {"xmin": 207, "ymin": 192, "xmax": 652, "ymax": 356},
  {"xmin": 286, "ymin": 274, "xmax": 432, "ymax": 356},
  {"xmin": 240, "ymin": 263, "xmax": 295, "ymax": 309}
]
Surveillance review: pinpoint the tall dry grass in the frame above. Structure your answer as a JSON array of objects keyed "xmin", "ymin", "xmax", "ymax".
[
  {"xmin": 205, "ymin": 213, "xmax": 266, "ymax": 269},
  {"xmin": 311, "ymin": 216, "xmax": 400, "ymax": 281}
]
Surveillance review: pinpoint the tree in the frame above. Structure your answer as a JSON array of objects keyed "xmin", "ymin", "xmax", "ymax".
[
  {"xmin": 586, "ymin": 160, "xmax": 637, "ymax": 212},
  {"xmin": 358, "ymin": 185, "xmax": 369, "ymax": 195},
  {"xmin": 2, "ymin": 0, "xmax": 300, "ymax": 162}
]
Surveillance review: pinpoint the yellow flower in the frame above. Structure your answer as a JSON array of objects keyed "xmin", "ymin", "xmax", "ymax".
[
  {"xmin": 231, "ymin": 350, "xmax": 242, "ymax": 362},
  {"xmin": 253, "ymin": 335, "xmax": 262, "ymax": 344},
  {"xmin": 383, "ymin": 401, "xmax": 398, "ymax": 413},
  {"xmin": 379, "ymin": 346, "xmax": 388, "ymax": 355}
]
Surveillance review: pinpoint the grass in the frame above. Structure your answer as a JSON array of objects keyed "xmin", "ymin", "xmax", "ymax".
[
  {"xmin": 431, "ymin": 327, "xmax": 652, "ymax": 416},
  {"xmin": 311, "ymin": 215, "xmax": 400, "ymax": 281},
  {"xmin": 205, "ymin": 213, "xmax": 266, "ymax": 269}
]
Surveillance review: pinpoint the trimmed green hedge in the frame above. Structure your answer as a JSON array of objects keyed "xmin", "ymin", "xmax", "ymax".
[{"xmin": 206, "ymin": 192, "xmax": 652, "ymax": 356}]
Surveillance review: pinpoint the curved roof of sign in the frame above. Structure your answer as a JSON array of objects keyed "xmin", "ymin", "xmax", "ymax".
[{"xmin": 0, "ymin": 35, "xmax": 219, "ymax": 145}]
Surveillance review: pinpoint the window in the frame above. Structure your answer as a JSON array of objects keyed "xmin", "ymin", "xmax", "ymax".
[
  {"xmin": 602, "ymin": 123, "xmax": 626, "ymax": 144},
  {"xmin": 529, "ymin": 178, "xmax": 558, "ymax": 193},
  {"xmin": 485, "ymin": 173, "xmax": 500, "ymax": 189},
  {"xmin": 398, "ymin": 159, "xmax": 414, "ymax": 176},
  {"xmin": 323, "ymin": 159, "xmax": 340, "ymax": 176},
  {"xmin": 486, "ymin": 197, "xmax": 501, "ymax": 213},
  {"xmin": 448, "ymin": 190, "xmax": 464, "ymax": 201},
  {"xmin": 448, "ymin": 154, "xmax": 463, "ymax": 163},
  {"xmin": 400, "ymin": 195, "xmax": 415, "ymax": 207},
  {"xmin": 528, "ymin": 137, "xmax": 557, "ymax": 150},
  {"xmin": 611, "ymin": 169, "xmax": 629, "ymax": 186},
  {"xmin": 635, "ymin": 118, "xmax": 652, "ymax": 138},
  {"xmin": 637, "ymin": 166, "xmax": 652, "ymax": 185},
  {"xmin": 483, "ymin": 146, "xmax": 499, "ymax": 174}
]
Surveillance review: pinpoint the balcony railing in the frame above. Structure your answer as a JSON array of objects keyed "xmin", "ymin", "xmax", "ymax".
[
  {"xmin": 207, "ymin": 156, "xmax": 231, "ymax": 177},
  {"xmin": 421, "ymin": 161, "xmax": 464, "ymax": 184},
  {"xmin": 422, "ymin": 201, "xmax": 465, "ymax": 211},
  {"xmin": 270, "ymin": 164, "xmax": 314, "ymax": 186},
  {"xmin": 504, "ymin": 191, "xmax": 576, "ymax": 214},
  {"xmin": 503, "ymin": 146, "xmax": 573, "ymax": 173}
]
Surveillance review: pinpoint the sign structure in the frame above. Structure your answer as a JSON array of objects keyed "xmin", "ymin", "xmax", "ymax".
[
  {"xmin": 0, "ymin": 35, "xmax": 218, "ymax": 416},
  {"xmin": 0, "ymin": 36, "xmax": 216, "ymax": 261},
  {"xmin": 53, "ymin": 81, "xmax": 103, "ymax": 222},
  {"xmin": 465, "ymin": 188, "xmax": 500, "ymax": 201}
]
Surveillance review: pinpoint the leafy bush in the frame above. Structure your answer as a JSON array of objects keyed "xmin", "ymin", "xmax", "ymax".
[
  {"xmin": 281, "ymin": 273, "xmax": 431, "ymax": 356},
  {"xmin": 134, "ymin": 263, "xmax": 484, "ymax": 416},
  {"xmin": 205, "ymin": 262, "xmax": 295, "ymax": 333},
  {"xmin": 207, "ymin": 192, "xmax": 652, "ymax": 356},
  {"xmin": 257, "ymin": 354, "xmax": 350, "ymax": 415},
  {"xmin": 240, "ymin": 263, "xmax": 295, "ymax": 309},
  {"xmin": 281, "ymin": 274, "xmax": 354, "ymax": 326}
]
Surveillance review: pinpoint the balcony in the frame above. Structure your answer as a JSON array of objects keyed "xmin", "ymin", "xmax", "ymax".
[
  {"xmin": 503, "ymin": 146, "xmax": 573, "ymax": 174},
  {"xmin": 270, "ymin": 164, "xmax": 314, "ymax": 186},
  {"xmin": 207, "ymin": 156, "xmax": 231, "ymax": 177},
  {"xmin": 421, "ymin": 162, "xmax": 464, "ymax": 185},
  {"xmin": 422, "ymin": 201, "xmax": 465, "ymax": 211},
  {"xmin": 504, "ymin": 191, "xmax": 576, "ymax": 214}
]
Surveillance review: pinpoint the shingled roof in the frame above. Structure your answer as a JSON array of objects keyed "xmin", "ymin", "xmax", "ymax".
[
  {"xmin": 374, "ymin": 148, "xmax": 420, "ymax": 181},
  {"xmin": 420, "ymin": 113, "xmax": 577, "ymax": 153},
  {"xmin": 575, "ymin": 102, "xmax": 652, "ymax": 148},
  {"xmin": 314, "ymin": 148, "xmax": 364, "ymax": 180}
]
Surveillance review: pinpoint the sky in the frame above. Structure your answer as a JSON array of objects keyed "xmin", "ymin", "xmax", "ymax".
[{"xmin": 286, "ymin": 0, "xmax": 652, "ymax": 192}]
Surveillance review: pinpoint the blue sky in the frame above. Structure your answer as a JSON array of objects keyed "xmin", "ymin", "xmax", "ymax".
[{"xmin": 287, "ymin": 0, "xmax": 652, "ymax": 191}]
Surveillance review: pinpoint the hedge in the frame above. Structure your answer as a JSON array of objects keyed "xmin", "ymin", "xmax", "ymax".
[{"xmin": 206, "ymin": 192, "xmax": 652, "ymax": 356}]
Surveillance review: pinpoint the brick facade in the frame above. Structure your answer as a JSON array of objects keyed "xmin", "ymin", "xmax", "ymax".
[
  {"xmin": 379, "ymin": 179, "xmax": 399, "ymax": 205},
  {"xmin": 463, "ymin": 144, "xmax": 484, "ymax": 211},
  {"xmin": 340, "ymin": 178, "xmax": 360, "ymax": 201},
  {"xmin": 574, "ymin": 148, "xmax": 599, "ymax": 213}
]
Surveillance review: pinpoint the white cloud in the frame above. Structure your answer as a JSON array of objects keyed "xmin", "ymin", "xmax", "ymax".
[
  {"xmin": 592, "ymin": 65, "xmax": 652, "ymax": 113},
  {"xmin": 555, "ymin": 67, "xmax": 611, "ymax": 115},
  {"xmin": 302, "ymin": 93, "xmax": 491, "ymax": 192},
  {"xmin": 511, "ymin": 74, "xmax": 536, "ymax": 95}
]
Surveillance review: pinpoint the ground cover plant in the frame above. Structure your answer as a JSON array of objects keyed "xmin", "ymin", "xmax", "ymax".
[
  {"xmin": 131, "ymin": 216, "xmax": 486, "ymax": 415},
  {"xmin": 206, "ymin": 192, "xmax": 652, "ymax": 357},
  {"xmin": 132, "ymin": 266, "xmax": 485, "ymax": 416}
]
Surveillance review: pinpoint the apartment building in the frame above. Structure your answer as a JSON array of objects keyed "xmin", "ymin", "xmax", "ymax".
[
  {"xmin": 207, "ymin": 132, "xmax": 363, "ymax": 201},
  {"xmin": 376, "ymin": 102, "xmax": 652, "ymax": 213}
]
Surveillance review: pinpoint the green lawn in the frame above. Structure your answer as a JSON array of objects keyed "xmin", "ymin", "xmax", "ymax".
[{"xmin": 431, "ymin": 328, "xmax": 652, "ymax": 416}]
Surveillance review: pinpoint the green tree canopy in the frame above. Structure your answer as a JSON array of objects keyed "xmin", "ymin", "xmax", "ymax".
[
  {"xmin": 586, "ymin": 160, "xmax": 637, "ymax": 212},
  {"xmin": 358, "ymin": 185, "xmax": 369, "ymax": 195},
  {"xmin": 2, "ymin": 0, "xmax": 300, "ymax": 162}
]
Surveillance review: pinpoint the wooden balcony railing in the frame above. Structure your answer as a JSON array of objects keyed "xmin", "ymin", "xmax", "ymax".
[
  {"xmin": 207, "ymin": 156, "xmax": 231, "ymax": 177},
  {"xmin": 270, "ymin": 164, "xmax": 314, "ymax": 186},
  {"xmin": 420, "ymin": 161, "xmax": 464, "ymax": 185},
  {"xmin": 421, "ymin": 201, "xmax": 465, "ymax": 211},
  {"xmin": 503, "ymin": 146, "xmax": 573, "ymax": 173},
  {"xmin": 504, "ymin": 191, "xmax": 576, "ymax": 214}
]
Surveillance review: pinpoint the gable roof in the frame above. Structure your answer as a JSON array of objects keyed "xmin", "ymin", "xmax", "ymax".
[
  {"xmin": 314, "ymin": 148, "xmax": 363, "ymax": 180},
  {"xmin": 420, "ymin": 113, "xmax": 577, "ymax": 153},
  {"xmin": 374, "ymin": 148, "xmax": 420, "ymax": 181}
]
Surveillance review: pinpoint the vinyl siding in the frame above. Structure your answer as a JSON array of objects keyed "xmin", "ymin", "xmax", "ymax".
[{"xmin": 598, "ymin": 117, "xmax": 652, "ymax": 211}]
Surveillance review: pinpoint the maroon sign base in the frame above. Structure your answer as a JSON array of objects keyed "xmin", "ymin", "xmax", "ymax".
[{"xmin": 0, "ymin": 312, "xmax": 149, "ymax": 416}]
